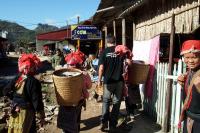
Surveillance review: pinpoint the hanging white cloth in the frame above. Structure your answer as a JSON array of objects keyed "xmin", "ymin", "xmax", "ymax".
[{"xmin": 132, "ymin": 39, "xmax": 151, "ymax": 63}]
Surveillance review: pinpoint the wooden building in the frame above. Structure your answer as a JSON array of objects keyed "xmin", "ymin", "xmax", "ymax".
[
  {"xmin": 93, "ymin": 0, "xmax": 200, "ymax": 55},
  {"xmin": 92, "ymin": 0, "xmax": 200, "ymax": 132}
]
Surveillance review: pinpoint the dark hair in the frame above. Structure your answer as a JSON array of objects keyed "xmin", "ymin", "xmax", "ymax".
[{"xmin": 106, "ymin": 35, "xmax": 116, "ymax": 44}]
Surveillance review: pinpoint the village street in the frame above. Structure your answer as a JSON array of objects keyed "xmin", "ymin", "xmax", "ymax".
[
  {"xmin": 43, "ymin": 98, "xmax": 162, "ymax": 133},
  {"xmin": 1, "ymin": 0, "xmax": 200, "ymax": 133},
  {"xmin": 79, "ymin": 99, "xmax": 162, "ymax": 133},
  {"xmin": 0, "ymin": 56, "xmax": 162, "ymax": 133}
]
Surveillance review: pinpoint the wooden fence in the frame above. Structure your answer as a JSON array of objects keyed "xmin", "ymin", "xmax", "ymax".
[{"xmin": 143, "ymin": 60, "xmax": 186, "ymax": 132}]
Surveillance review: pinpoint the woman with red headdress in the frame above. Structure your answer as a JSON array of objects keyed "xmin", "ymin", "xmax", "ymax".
[
  {"xmin": 57, "ymin": 50, "xmax": 92, "ymax": 133},
  {"xmin": 4, "ymin": 54, "xmax": 45, "ymax": 133},
  {"xmin": 115, "ymin": 45, "xmax": 141, "ymax": 122},
  {"xmin": 177, "ymin": 40, "xmax": 200, "ymax": 133}
]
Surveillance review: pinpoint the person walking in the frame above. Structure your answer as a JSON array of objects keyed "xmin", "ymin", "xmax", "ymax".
[
  {"xmin": 3, "ymin": 53, "xmax": 45, "ymax": 133},
  {"xmin": 51, "ymin": 48, "xmax": 65, "ymax": 69},
  {"xmin": 98, "ymin": 35, "xmax": 124, "ymax": 132},
  {"xmin": 57, "ymin": 51, "xmax": 92, "ymax": 133},
  {"xmin": 177, "ymin": 40, "xmax": 200, "ymax": 133},
  {"xmin": 123, "ymin": 60, "xmax": 142, "ymax": 121},
  {"xmin": 84, "ymin": 54, "xmax": 95, "ymax": 72}
]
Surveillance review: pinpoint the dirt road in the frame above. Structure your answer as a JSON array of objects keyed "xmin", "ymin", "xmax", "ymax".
[
  {"xmin": 43, "ymin": 94, "xmax": 162, "ymax": 133},
  {"xmin": 82, "ymin": 99, "xmax": 162, "ymax": 133}
]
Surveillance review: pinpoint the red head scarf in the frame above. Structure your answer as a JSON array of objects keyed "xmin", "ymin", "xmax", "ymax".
[
  {"xmin": 181, "ymin": 40, "xmax": 200, "ymax": 55},
  {"xmin": 65, "ymin": 51, "xmax": 85, "ymax": 66},
  {"xmin": 115, "ymin": 45, "xmax": 133, "ymax": 59},
  {"xmin": 18, "ymin": 54, "xmax": 41, "ymax": 75}
]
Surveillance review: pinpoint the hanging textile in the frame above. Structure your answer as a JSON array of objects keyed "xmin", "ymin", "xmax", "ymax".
[{"xmin": 133, "ymin": 35, "xmax": 160, "ymax": 98}]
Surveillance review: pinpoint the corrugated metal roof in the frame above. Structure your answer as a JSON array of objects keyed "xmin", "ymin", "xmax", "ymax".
[
  {"xmin": 118, "ymin": 0, "xmax": 147, "ymax": 18},
  {"xmin": 92, "ymin": 0, "xmax": 143, "ymax": 27},
  {"xmin": 36, "ymin": 20, "xmax": 92, "ymax": 41},
  {"xmin": 36, "ymin": 28, "xmax": 71, "ymax": 41}
]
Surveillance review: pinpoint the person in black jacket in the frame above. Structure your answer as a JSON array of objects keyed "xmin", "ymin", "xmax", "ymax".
[{"xmin": 98, "ymin": 35, "xmax": 125, "ymax": 132}]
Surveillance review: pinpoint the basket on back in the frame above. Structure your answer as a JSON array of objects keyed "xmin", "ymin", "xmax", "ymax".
[
  {"xmin": 128, "ymin": 62, "xmax": 150, "ymax": 84},
  {"xmin": 53, "ymin": 68, "xmax": 84, "ymax": 106}
]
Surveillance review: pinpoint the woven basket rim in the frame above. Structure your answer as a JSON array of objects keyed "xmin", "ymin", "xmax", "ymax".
[
  {"xmin": 53, "ymin": 68, "xmax": 83, "ymax": 79},
  {"xmin": 132, "ymin": 62, "xmax": 150, "ymax": 65}
]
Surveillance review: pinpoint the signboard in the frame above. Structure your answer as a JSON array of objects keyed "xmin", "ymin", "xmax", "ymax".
[{"xmin": 71, "ymin": 25, "xmax": 102, "ymax": 40}]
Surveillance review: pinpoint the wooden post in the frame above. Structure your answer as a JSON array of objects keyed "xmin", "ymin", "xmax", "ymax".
[
  {"xmin": 99, "ymin": 39, "xmax": 103, "ymax": 54},
  {"xmin": 100, "ymin": 39, "xmax": 103, "ymax": 48},
  {"xmin": 77, "ymin": 16, "xmax": 80, "ymax": 24},
  {"xmin": 99, "ymin": 39, "xmax": 103, "ymax": 50},
  {"xmin": 104, "ymin": 26, "xmax": 108, "ymax": 48},
  {"xmin": 113, "ymin": 20, "xmax": 116, "ymax": 38},
  {"xmin": 56, "ymin": 42, "xmax": 59, "ymax": 49},
  {"xmin": 163, "ymin": 13, "xmax": 175, "ymax": 132},
  {"xmin": 133, "ymin": 21, "xmax": 136, "ymax": 47},
  {"xmin": 35, "ymin": 38, "xmax": 38, "ymax": 51},
  {"xmin": 77, "ymin": 39, "xmax": 80, "ymax": 51},
  {"xmin": 122, "ymin": 18, "xmax": 126, "ymax": 45}
]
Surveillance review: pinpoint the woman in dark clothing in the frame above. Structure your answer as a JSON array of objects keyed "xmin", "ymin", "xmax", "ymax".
[
  {"xmin": 57, "ymin": 51, "xmax": 92, "ymax": 133},
  {"xmin": 177, "ymin": 40, "xmax": 200, "ymax": 133},
  {"xmin": 4, "ymin": 54, "xmax": 45, "ymax": 133}
]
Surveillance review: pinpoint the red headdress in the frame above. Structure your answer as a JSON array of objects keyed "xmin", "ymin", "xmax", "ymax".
[
  {"xmin": 180, "ymin": 40, "xmax": 200, "ymax": 55},
  {"xmin": 115, "ymin": 45, "xmax": 133, "ymax": 59},
  {"xmin": 65, "ymin": 51, "xmax": 85, "ymax": 66},
  {"xmin": 18, "ymin": 54, "xmax": 41, "ymax": 75}
]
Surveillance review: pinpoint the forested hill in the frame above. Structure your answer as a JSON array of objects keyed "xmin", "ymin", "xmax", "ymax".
[
  {"xmin": 35, "ymin": 23, "xmax": 59, "ymax": 34},
  {"xmin": 0, "ymin": 20, "xmax": 59, "ymax": 47}
]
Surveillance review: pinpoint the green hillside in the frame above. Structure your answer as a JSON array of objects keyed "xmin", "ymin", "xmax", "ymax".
[{"xmin": 0, "ymin": 20, "xmax": 59, "ymax": 48}]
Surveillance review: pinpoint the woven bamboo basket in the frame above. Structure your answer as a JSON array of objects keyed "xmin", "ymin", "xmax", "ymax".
[
  {"xmin": 95, "ymin": 84, "xmax": 104, "ymax": 96},
  {"xmin": 128, "ymin": 62, "xmax": 150, "ymax": 84},
  {"xmin": 52, "ymin": 68, "xmax": 84, "ymax": 106}
]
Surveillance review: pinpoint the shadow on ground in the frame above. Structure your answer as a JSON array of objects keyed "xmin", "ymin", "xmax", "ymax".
[
  {"xmin": 128, "ymin": 111, "xmax": 162, "ymax": 133},
  {"xmin": 80, "ymin": 115, "xmax": 101, "ymax": 131}
]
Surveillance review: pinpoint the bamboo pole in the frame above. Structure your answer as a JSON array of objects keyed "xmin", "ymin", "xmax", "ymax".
[
  {"xmin": 133, "ymin": 21, "xmax": 136, "ymax": 47},
  {"xmin": 163, "ymin": 13, "xmax": 175, "ymax": 132},
  {"xmin": 122, "ymin": 18, "xmax": 126, "ymax": 45},
  {"xmin": 104, "ymin": 26, "xmax": 107, "ymax": 48},
  {"xmin": 113, "ymin": 20, "xmax": 116, "ymax": 38}
]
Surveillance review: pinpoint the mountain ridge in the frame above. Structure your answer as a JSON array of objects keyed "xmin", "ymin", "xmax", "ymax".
[{"xmin": 0, "ymin": 19, "xmax": 59, "ymax": 47}]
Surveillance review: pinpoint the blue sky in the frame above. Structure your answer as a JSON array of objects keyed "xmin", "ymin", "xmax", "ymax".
[{"xmin": 0, "ymin": 0, "xmax": 100, "ymax": 29}]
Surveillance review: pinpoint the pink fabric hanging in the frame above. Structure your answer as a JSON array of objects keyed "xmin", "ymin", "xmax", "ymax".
[{"xmin": 145, "ymin": 35, "xmax": 160, "ymax": 98}]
